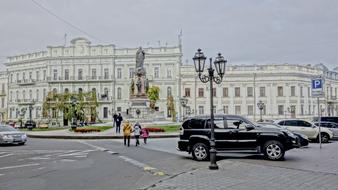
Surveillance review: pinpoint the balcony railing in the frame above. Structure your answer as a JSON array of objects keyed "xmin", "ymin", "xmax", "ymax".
[
  {"xmin": 47, "ymin": 76, "xmax": 113, "ymax": 83},
  {"xmin": 17, "ymin": 79, "xmax": 36, "ymax": 85},
  {"xmin": 16, "ymin": 99, "xmax": 36, "ymax": 105}
]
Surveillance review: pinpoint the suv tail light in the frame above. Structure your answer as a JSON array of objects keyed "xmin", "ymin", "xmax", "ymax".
[{"xmin": 179, "ymin": 126, "xmax": 184, "ymax": 135}]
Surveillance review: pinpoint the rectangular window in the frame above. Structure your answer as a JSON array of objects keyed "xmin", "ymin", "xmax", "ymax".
[
  {"xmin": 223, "ymin": 106, "xmax": 229, "ymax": 114},
  {"xmin": 117, "ymin": 68, "xmax": 122, "ymax": 79},
  {"xmin": 185, "ymin": 88, "xmax": 191, "ymax": 97},
  {"xmin": 278, "ymin": 105, "xmax": 284, "ymax": 115},
  {"xmin": 43, "ymin": 70, "xmax": 46, "ymax": 80},
  {"xmin": 16, "ymin": 73, "xmax": 19, "ymax": 82},
  {"xmin": 92, "ymin": 69, "xmax": 97, "ymax": 79},
  {"xmin": 259, "ymin": 87, "xmax": 265, "ymax": 97},
  {"xmin": 277, "ymin": 86, "xmax": 283, "ymax": 96},
  {"xmin": 167, "ymin": 69, "xmax": 172, "ymax": 78},
  {"xmin": 247, "ymin": 105, "xmax": 253, "ymax": 115},
  {"xmin": 223, "ymin": 88, "xmax": 228, "ymax": 97},
  {"xmin": 103, "ymin": 107, "xmax": 108, "ymax": 118},
  {"xmin": 235, "ymin": 105, "xmax": 241, "ymax": 115},
  {"xmin": 129, "ymin": 68, "xmax": 134, "ymax": 79},
  {"xmin": 247, "ymin": 87, "xmax": 253, "ymax": 97},
  {"xmin": 198, "ymin": 88, "xmax": 204, "ymax": 97},
  {"xmin": 291, "ymin": 86, "xmax": 296, "ymax": 96},
  {"xmin": 235, "ymin": 87, "xmax": 241, "ymax": 97},
  {"xmin": 23, "ymin": 72, "xmax": 26, "ymax": 80},
  {"xmin": 104, "ymin": 68, "xmax": 109, "ymax": 79},
  {"xmin": 64, "ymin": 69, "xmax": 69, "ymax": 80},
  {"xmin": 117, "ymin": 107, "xmax": 122, "ymax": 112},
  {"xmin": 300, "ymin": 87, "xmax": 303, "ymax": 97},
  {"xmin": 212, "ymin": 88, "xmax": 216, "ymax": 97},
  {"xmin": 308, "ymin": 87, "xmax": 311, "ymax": 97},
  {"xmin": 36, "ymin": 71, "xmax": 39, "ymax": 81},
  {"xmin": 53, "ymin": 70, "xmax": 57, "ymax": 80},
  {"xmin": 29, "ymin": 72, "xmax": 32, "ymax": 80},
  {"xmin": 308, "ymin": 105, "xmax": 311, "ymax": 115},
  {"xmin": 154, "ymin": 67, "xmax": 159, "ymax": 78},
  {"xmin": 78, "ymin": 69, "xmax": 83, "ymax": 80},
  {"xmin": 1, "ymin": 98, "xmax": 4, "ymax": 108},
  {"xmin": 198, "ymin": 106, "xmax": 204, "ymax": 115},
  {"xmin": 262, "ymin": 105, "xmax": 266, "ymax": 115},
  {"xmin": 213, "ymin": 106, "xmax": 216, "ymax": 114},
  {"xmin": 301, "ymin": 105, "xmax": 304, "ymax": 115},
  {"xmin": 10, "ymin": 74, "xmax": 13, "ymax": 83}
]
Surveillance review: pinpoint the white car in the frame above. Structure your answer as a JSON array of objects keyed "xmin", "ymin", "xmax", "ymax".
[
  {"xmin": 0, "ymin": 125, "xmax": 27, "ymax": 145},
  {"xmin": 274, "ymin": 119, "xmax": 333, "ymax": 143}
]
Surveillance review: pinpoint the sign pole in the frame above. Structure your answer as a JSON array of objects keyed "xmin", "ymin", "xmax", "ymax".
[{"xmin": 317, "ymin": 97, "xmax": 322, "ymax": 149}]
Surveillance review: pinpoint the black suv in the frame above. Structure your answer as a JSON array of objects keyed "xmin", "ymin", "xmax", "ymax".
[{"xmin": 177, "ymin": 115, "xmax": 300, "ymax": 161}]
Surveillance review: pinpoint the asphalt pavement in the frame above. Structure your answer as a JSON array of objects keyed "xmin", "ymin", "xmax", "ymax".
[
  {"xmin": 0, "ymin": 138, "xmax": 204, "ymax": 190},
  {"xmin": 2, "ymin": 137, "xmax": 338, "ymax": 190}
]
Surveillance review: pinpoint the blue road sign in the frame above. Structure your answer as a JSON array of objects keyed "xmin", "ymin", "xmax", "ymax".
[{"xmin": 311, "ymin": 78, "xmax": 324, "ymax": 97}]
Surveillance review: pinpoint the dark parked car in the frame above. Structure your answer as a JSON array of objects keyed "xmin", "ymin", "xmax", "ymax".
[
  {"xmin": 178, "ymin": 115, "xmax": 300, "ymax": 161},
  {"xmin": 24, "ymin": 120, "xmax": 36, "ymax": 129},
  {"xmin": 258, "ymin": 122, "xmax": 309, "ymax": 147}
]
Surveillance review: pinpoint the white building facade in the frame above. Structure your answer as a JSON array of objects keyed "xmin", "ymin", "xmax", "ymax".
[
  {"xmin": 181, "ymin": 63, "xmax": 338, "ymax": 121},
  {"xmin": 5, "ymin": 38, "xmax": 182, "ymax": 125},
  {"xmin": 2, "ymin": 38, "xmax": 338, "ymax": 125}
]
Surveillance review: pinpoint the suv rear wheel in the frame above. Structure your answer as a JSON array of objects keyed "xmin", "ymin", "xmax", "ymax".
[
  {"xmin": 319, "ymin": 133, "xmax": 330, "ymax": 143},
  {"xmin": 192, "ymin": 143, "xmax": 209, "ymax": 161},
  {"xmin": 263, "ymin": 140, "xmax": 285, "ymax": 161}
]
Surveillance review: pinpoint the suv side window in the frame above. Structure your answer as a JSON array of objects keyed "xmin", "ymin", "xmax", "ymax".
[
  {"xmin": 284, "ymin": 120, "xmax": 298, "ymax": 126},
  {"xmin": 297, "ymin": 120, "xmax": 312, "ymax": 127},
  {"xmin": 205, "ymin": 117, "xmax": 225, "ymax": 129},
  {"xmin": 189, "ymin": 119, "xmax": 205, "ymax": 129},
  {"xmin": 225, "ymin": 117, "xmax": 249, "ymax": 130}
]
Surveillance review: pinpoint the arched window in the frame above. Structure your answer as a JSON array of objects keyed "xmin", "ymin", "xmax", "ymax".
[
  {"xmin": 167, "ymin": 87, "xmax": 172, "ymax": 97},
  {"xmin": 78, "ymin": 88, "xmax": 83, "ymax": 94},
  {"xmin": 64, "ymin": 88, "xmax": 69, "ymax": 93},
  {"xmin": 117, "ymin": 87, "xmax": 121, "ymax": 99},
  {"xmin": 53, "ymin": 88, "xmax": 57, "ymax": 94}
]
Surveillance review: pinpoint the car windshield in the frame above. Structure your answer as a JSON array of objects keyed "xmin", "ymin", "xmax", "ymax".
[{"xmin": 0, "ymin": 126, "xmax": 17, "ymax": 132}]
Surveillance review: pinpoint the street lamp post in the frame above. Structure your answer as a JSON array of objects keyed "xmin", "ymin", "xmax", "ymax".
[
  {"xmin": 193, "ymin": 49, "xmax": 227, "ymax": 170},
  {"xmin": 180, "ymin": 97, "xmax": 188, "ymax": 121},
  {"xmin": 71, "ymin": 96, "xmax": 77, "ymax": 130},
  {"xmin": 27, "ymin": 104, "xmax": 33, "ymax": 131},
  {"xmin": 257, "ymin": 100, "xmax": 264, "ymax": 122}
]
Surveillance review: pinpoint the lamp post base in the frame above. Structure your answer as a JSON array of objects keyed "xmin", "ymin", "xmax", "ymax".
[{"xmin": 209, "ymin": 148, "xmax": 218, "ymax": 170}]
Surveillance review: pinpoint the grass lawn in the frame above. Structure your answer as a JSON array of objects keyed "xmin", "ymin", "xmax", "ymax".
[
  {"xmin": 19, "ymin": 127, "xmax": 67, "ymax": 132},
  {"xmin": 72, "ymin": 126, "xmax": 112, "ymax": 132},
  {"xmin": 147, "ymin": 124, "xmax": 180, "ymax": 132}
]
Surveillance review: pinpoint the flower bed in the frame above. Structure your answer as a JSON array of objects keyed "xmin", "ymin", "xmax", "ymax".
[
  {"xmin": 145, "ymin": 127, "xmax": 165, "ymax": 132},
  {"xmin": 74, "ymin": 128, "xmax": 101, "ymax": 133}
]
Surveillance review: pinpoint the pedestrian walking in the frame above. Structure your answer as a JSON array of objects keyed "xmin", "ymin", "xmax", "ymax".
[
  {"xmin": 115, "ymin": 113, "xmax": 123, "ymax": 133},
  {"xmin": 141, "ymin": 127, "xmax": 149, "ymax": 144},
  {"xmin": 122, "ymin": 121, "xmax": 132, "ymax": 147},
  {"xmin": 133, "ymin": 122, "xmax": 142, "ymax": 146},
  {"xmin": 113, "ymin": 112, "xmax": 118, "ymax": 128}
]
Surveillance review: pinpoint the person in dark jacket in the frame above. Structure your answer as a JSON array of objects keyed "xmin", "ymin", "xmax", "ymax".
[
  {"xmin": 113, "ymin": 112, "xmax": 118, "ymax": 128},
  {"xmin": 115, "ymin": 113, "xmax": 123, "ymax": 133}
]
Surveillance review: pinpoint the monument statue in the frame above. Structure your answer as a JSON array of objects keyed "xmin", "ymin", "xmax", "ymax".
[
  {"xmin": 136, "ymin": 78, "xmax": 142, "ymax": 94},
  {"xmin": 135, "ymin": 47, "xmax": 146, "ymax": 76}
]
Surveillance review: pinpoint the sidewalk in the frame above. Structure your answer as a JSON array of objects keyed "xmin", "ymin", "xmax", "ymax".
[
  {"xmin": 144, "ymin": 142, "xmax": 338, "ymax": 190},
  {"xmin": 25, "ymin": 128, "xmax": 179, "ymax": 139},
  {"xmin": 144, "ymin": 159, "xmax": 338, "ymax": 190}
]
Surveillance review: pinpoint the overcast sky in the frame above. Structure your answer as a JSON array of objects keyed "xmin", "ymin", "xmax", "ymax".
[{"xmin": 1, "ymin": 0, "xmax": 338, "ymax": 69}]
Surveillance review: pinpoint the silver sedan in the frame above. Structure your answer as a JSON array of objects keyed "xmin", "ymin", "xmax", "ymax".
[{"xmin": 0, "ymin": 125, "xmax": 27, "ymax": 145}]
